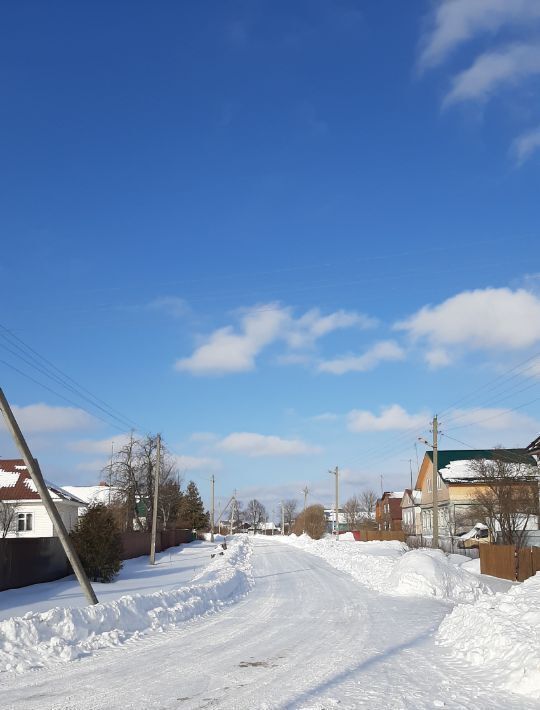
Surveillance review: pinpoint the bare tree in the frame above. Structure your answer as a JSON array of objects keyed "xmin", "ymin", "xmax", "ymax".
[
  {"xmin": 343, "ymin": 495, "xmax": 361, "ymax": 530},
  {"xmin": 468, "ymin": 455, "xmax": 539, "ymax": 547},
  {"xmin": 282, "ymin": 499, "xmax": 297, "ymax": 534},
  {"xmin": 246, "ymin": 499, "xmax": 266, "ymax": 533},
  {"xmin": 105, "ymin": 434, "xmax": 181, "ymax": 532},
  {"xmin": 360, "ymin": 490, "xmax": 377, "ymax": 518},
  {"xmin": 0, "ymin": 501, "xmax": 16, "ymax": 538},
  {"xmin": 293, "ymin": 504, "xmax": 326, "ymax": 539}
]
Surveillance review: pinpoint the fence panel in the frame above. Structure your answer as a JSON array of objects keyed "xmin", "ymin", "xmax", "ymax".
[
  {"xmin": 479, "ymin": 544, "xmax": 516, "ymax": 580},
  {"xmin": 0, "ymin": 537, "xmax": 70, "ymax": 591}
]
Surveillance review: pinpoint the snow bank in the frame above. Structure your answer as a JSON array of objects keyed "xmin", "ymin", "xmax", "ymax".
[
  {"xmin": 0, "ymin": 536, "xmax": 253, "ymax": 674},
  {"xmin": 280, "ymin": 536, "xmax": 489, "ymax": 602},
  {"xmin": 437, "ymin": 572, "xmax": 540, "ymax": 700},
  {"xmin": 386, "ymin": 549, "xmax": 490, "ymax": 603}
]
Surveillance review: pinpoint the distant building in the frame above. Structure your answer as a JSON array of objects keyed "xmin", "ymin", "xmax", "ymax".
[
  {"xmin": 324, "ymin": 508, "xmax": 346, "ymax": 533},
  {"xmin": 376, "ymin": 492, "xmax": 404, "ymax": 531},
  {"xmin": 0, "ymin": 459, "xmax": 85, "ymax": 537},
  {"xmin": 401, "ymin": 489, "xmax": 422, "ymax": 535}
]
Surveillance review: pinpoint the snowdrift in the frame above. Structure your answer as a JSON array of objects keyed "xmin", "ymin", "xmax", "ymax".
[
  {"xmin": 0, "ymin": 535, "xmax": 253, "ymax": 674},
  {"xmin": 437, "ymin": 572, "xmax": 540, "ymax": 700},
  {"xmin": 282, "ymin": 535, "xmax": 489, "ymax": 603},
  {"xmin": 387, "ymin": 549, "xmax": 489, "ymax": 603}
]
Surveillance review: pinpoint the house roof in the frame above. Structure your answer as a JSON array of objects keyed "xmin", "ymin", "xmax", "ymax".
[
  {"xmin": 426, "ymin": 448, "xmax": 536, "ymax": 470},
  {"xmin": 402, "ymin": 488, "xmax": 421, "ymax": 506},
  {"xmin": 527, "ymin": 435, "xmax": 540, "ymax": 454},
  {"xmin": 0, "ymin": 459, "xmax": 86, "ymax": 504},
  {"xmin": 62, "ymin": 484, "xmax": 121, "ymax": 505}
]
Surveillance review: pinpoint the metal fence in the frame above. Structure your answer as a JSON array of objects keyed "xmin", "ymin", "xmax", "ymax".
[{"xmin": 0, "ymin": 529, "xmax": 195, "ymax": 592}]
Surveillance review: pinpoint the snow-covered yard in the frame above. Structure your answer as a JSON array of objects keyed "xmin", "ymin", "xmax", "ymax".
[{"xmin": 0, "ymin": 535, "xmax": 538, "ymax": 708}]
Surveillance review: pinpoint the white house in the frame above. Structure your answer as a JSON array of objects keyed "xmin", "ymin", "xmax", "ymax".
[
  {"xmin": 401, "ymin": 489, "xmax": 422, "ymax": 535},
  {"xmin": 62, "ymin": 483, "xmax": 121, "ymax": 517},
  {"xmin": 0, "ymin": 459, "xmax": 85, "ymax": 538}
]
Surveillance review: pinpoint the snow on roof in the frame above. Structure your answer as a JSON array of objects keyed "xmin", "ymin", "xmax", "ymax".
[
  {"xmin": 439, "ymin": 458, "xmax": 538, "ymax": 483},
  {"xmin": 0, "ymin": 460, "xmax": 86, "ymax": 504},
  {"xmin": 61, "ymin": 485, "xmax": 120, "ymax": 505},
  {"xmin": 389, "ymin": 491, "xmax": 404, "ymax": 499}
]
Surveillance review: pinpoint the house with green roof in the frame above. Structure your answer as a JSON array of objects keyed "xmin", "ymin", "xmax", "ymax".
[{"xmin": 414, "ymin": 448, "xmax": 538, "ymax": 544}]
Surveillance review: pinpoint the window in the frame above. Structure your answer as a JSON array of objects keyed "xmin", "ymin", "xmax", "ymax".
[
  {"xmin": 427, "ymin": 478, "xmax": 432, "ymax": 492},
  {"xmin": 17, "ymin": 513, "xmax": 33, "ymax": 532},
  {"xmin": 437, "ymin": 475, "xmax": 442, "ymax": 490}
]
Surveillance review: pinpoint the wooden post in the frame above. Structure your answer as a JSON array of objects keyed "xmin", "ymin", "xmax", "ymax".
[
  {"xmin": 150, "ymin": 434, "xmax": 161, "ymax": 565},
  {"xmin": 0, "ymin": 388, "xmax": 98, "ymax": 605}
]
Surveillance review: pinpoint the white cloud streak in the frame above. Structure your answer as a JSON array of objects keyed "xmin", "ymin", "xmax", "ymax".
[
  {"xmin": 511, "ymin": 124, "xmax": 540, "ymax": 165},
  {"xmin": 419, "ymin": 0, "xmax": 540, "ymax": 69},
  {"xmin": 317, "ymin": 340, "xmax": 405, "ymax": 375},
  {"xmin": 176, "ymin": 303, "xmax": 375, "ymax": 375},
  {"xmin": 174, "ymin": 454, "xmax": 221, "ymax": 471},
  {"xmin": 217, "ymin": 432, "xmax": 322, "ymax": 457},
  {"xmin": 444, "ymin": 43, "xmax": 540, "ymax": 106}
]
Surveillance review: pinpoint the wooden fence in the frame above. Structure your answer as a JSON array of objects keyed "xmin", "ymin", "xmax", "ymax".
[
  {"xmin": 350, "ymin": 530, "xmax": 406, "ymax": 543},
  {"xmin": 479, "ymin": 544, "xmax": 540, "ymax": 582}
]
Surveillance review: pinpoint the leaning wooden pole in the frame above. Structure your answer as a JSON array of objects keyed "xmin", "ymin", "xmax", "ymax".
[{"xmin": 0, "ymin": 388, "xmax": 98, "ymax": 605}]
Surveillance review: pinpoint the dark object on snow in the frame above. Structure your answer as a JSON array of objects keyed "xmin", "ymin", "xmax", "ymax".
[{"xmin": 211, "ymin": 541, "xmax": 227, "ymax": 558}]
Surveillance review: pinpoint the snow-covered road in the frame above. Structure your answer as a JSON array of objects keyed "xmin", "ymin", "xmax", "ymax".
[{"xmin": 1, "ymin": 538, "xmax": 534, "ymax": 709}]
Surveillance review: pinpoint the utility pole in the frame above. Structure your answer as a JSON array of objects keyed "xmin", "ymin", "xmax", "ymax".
[
  {"xmin": 330, "ymin": 466, "xmax": 339, "ymax": 539},
  {"xmin": 281, "ymin": 500, "xmax": 285, "ymax": 536},
  {"xmin": 0, "ymin": 388, "xmax": 98, "ymax": 605},
  {"xmin": 380, "ymin": 474, "xmax": 383, "ymax": 496},
  {"xmin": 432, "ymin": 415, "xmax": 439, "ymax": 549},
  {"xmin": 210, "ymin": 474, "xmax": 215, "ymax": 543},
  {"xmin": 302, "ymin": 486, "xmax": 308, "ymax": 534},
  {"xmin": 229, "ymin": 496, "xmax": 236, "ymax": 536},
  {"xmin": 150, "ymin": 433, "xmax": 161, "ymax": 565}
]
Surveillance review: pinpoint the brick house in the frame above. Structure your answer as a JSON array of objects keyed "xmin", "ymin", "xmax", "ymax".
[{"xmin": 376, "ymin": 491, "xmax": 404, "ymax": 531}]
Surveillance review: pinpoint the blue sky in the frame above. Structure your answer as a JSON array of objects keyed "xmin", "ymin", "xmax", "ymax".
[{"xmin": 1, "ymin": 0, "xmax": 540, "ymax": 516}]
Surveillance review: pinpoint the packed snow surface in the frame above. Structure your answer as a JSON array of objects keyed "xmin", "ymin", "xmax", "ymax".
[
  {"xmin": 438, "ymin": 572, "xmax": 540, "ymax": 700},
  {"xmin": 0, "ymin": 535, "xmax": 253, "ymax": 674},
  {"xmin": 281, "ymin": 534, "xmax": 490, "ymax": 602},
  {"xmin": 0, "ymin": 537, "xmax": 534, "ymax": 709}
]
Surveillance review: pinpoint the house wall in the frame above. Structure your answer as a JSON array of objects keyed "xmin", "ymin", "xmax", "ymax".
[{"xmin": 5, "ymin": 499, "xmax": 80, "ymax": 538}]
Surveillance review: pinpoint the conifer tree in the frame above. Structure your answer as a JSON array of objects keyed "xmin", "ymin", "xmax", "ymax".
[
  {"xmin": 179, "ymin": 480, "xmax": 209, "ymax": 530},
  {"xmin": 71, "ymin": 503, "xmax": 123, "ymax": 582}
]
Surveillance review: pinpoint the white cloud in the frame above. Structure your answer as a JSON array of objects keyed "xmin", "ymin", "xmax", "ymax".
[
  {"xmin": 286, "ymin": 308, "xmax": 376, "ymax": 348},
  {"xmin": 3, "ymin": 403, "xmax": 98, "ymax": 434},
  {"xmin": 176, "ymin": 305, "xmax": 288, "ymax": 375},
  {"xmin": 69, "ymin": 434, "xmax": 131, "ymax": 455},
  {"xmin": 396, "ymin": 288, "xmax": 540, "ymax": 354},
  {"xmin": 419, "ymin": 0, "xmax": 540, "ymax": 69},
  {"xmin": 446, "ymin": 407, "xmax": 538, "ymax": 431},
  {"xmin": 217, "ymin": 432, "xmax": 322, "ymax": 457},
  {"xmin": 347, "ymin": 405, "xmax": 429, "ymax": 433},
  {"xmin": 443, "ymin": 43, "xmax": 540, "ymax": 107},
  {"xmin": 511, "ymin": 124, "xmax": 540, "ymax": 165},
  {"xmin": 176, "ymin": 303, "xmax": 375, "ymax": 375},
  {"xmin": 317, "ymin": 340, "xmax": 405, "ymax": 375},
  {"xmin": 174, "ymin": 454, "xmax": 221, "ymax": 471},
  {"xmin": 425, "ymin": 347, "xmax": 452, "ymax": 369}
]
